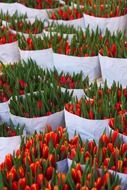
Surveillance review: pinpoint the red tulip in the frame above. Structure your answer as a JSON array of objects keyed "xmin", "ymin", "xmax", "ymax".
[
  {"xmin": 36, "ymin": 174, "xmax": 44, "ymax": 187},
  {"xmin": 31, "ymin": 184, "xmax": 39, "ymax": 190},
  {"xmin": 45, "ymin": 166, "xmax": 54, "ymax": 180},
  {"xmin": 18, "ymin": 178, "xmax": 26, "ymax": 190}
]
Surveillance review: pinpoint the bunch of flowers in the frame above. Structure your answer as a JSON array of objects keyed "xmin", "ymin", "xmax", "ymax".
[
  {"xmin": 84, "ymin": 0, "xmax": 127, "ymax": 17},
  {"xmin": 20, "ymin": 126, "xmax": 68, "ymax": 164},
  {"xmin": 69, "ymin": 131, "xmax": 127, "ymax": 174},
  {"xmin": 52, "ymin": 70, "xmax": 89, "ymax": 89},
  {"xmin": 0, "ymin": 127, "xmax": 67, "ymax": 189},
  {"xmin": 49, "ymin": 164, "xmax": 122, "ymax": 190},
  {"xmin": 18, "ymin": 35, "xmax": 51, "ymax": 50},
  {"xmin": 9, "ymin": 86, "xmax": 73, "ymax": 118},
  {"xmin": 65, "ymin": 89, "xmax": 127, "ymax": 119},
  {"xmin": 48, "ymin": 6, "xmax": 83, "ymax": 20},
  {"xmin": 52, "ymin": 27, "xmax": 103, "ymax": 56},
  {"xmin": 85, "ymin": 80, "xmax": 127, "ymax": 101},
  {"xmin": 0, "ymin": 153, "xmax": 55, "ymax": 189},
  {"xmin": 9, "ymin": 18, "xmax": 44, "ymax": 34},
  {"xmin": 0, "ymin": 128, "xmax": 122, "ymax": 190},
  {"xmin": 0, "ymin": 59, "xmax": 50, "ymax": 101},
  {"xmin": 99, "ymin": 31, "xmax": 127, "ymax": 58}
]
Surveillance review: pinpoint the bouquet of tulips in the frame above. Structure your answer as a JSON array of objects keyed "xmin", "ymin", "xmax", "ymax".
[
  {"xmin": 1, "ymin": 59, "xmax": 52, "ymax": 96},
  {"xmin": 99, "ymin": 32, "xmax": 127, "ymax": 58},
  {"xmin": 68, "ymin": 164, "xmax": 122, "ymax": 190},
  {"xmin": 48, "ymin": 5, "xmax": 85, "ymax": 28},
  {"xmin": 9, "ymin": 86, "xmax": 73, "ymax": 133},
  {"xmin": 83, "ymin": 0, "xmax": 127, "ymax": 34},
  {"xmin": 84, "ymin": 0, "xmax": 127, "ymax": 17},
  {"xmin": 52, "ymin": 28, "xmax": 101, "ymax": 82},
  {"xmin": 52, "ymin": 27, "xmax": 102, "ymax": 56},
  {"xmin": 52, "ymin": 70, "xmax": 89, "ymax": 89},
  {"xmin": 0, "ymin": 153, "xmax": 55, "ymax": 189},
  {"xmin": 18, "ymin": 35, "xmax": 51, "ymax": 50},
  {"xmin": 18, "ymin": 34, "xmax": 53, "ymax": 69},
  {"xmin": 85, "ymin": 80, "xmax": 127, "ymax": 101},
  {"xmin": 10, "ymin": 86, "xmax": 72, "ymax": 118},
  {"xmin": 65, "ymin": 91, "xmax": 127, "ymax": 119},
  {"xmin": 48, "ymin": 6, "xmax": 83, "ymax": 20},
  {"xmin": 99, "ymin": 31, "xmax": 127, "ymax": 87},
  {"xmin": 49, "ymin": 164, "xmax": 122, "ymax": 189},
  {"xmin": 65, "ymin": 86, "xmax": 127, "ymax": 141},
  {"xmin": 0, "ymin": 59, "xmax": 55, "ymax": 123},
  {"xmin": 68, "ymin": 132, "xmax": 127, "ymax": 177},
  {"xmin": 0, "ymin": 127, "xmax": 122, "ymax": 189},
  {"xmin": 19, "ymin": 126, "xmax": 69, "ymax": 172},
  {"xmin": 0, "ymin": 127, "xmax": 67, "ymax": 189},
  {"xmin": 9, "ymin": 18, "xmax": 44, "ymax": 35}
]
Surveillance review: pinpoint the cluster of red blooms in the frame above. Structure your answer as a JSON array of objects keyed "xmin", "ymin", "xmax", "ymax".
[
  {"xmin": 49, "ymin": 7, "xmax": 83, "ymax": 20},
  {"xmin": 0, "ymin": 27, "xmax": 17, "ymax": 45}
]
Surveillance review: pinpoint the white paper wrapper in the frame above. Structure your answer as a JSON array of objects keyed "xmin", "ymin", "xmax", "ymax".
[
  {"xmin": 0, "ymin": 41, "xmax": 20, "ymax": 64},
  {"xmin": 10, "ymin": 110, "xmax": 64, "ymax": 134},
  {"xmin": 56, "ymin": 159, "xmax": 68, "ymax": 173},
  {"xmin": 48, "ymin": 17, "xmax": 85, "ymax": 29},
  {"xmin": 61, "ymin": 87, "xmax": 84, "ymax": 99},
  {"xmin": 53, "ymin": 53, "xmax": 101, "ymax": 81},
  {"xmin": 0, "ymin": 135, "xmax": 21, "ymax": 163},
  {"xmin": 19, "ymin": 48, "xmax": 54, "ymax": 70},
  {"xmin": 0, "ymin": 101, "xmax": 10, "ymax": 124},
  {"xmin": 0, "ymin": 3, "xmax": 18, "ymax": 16},
  {"xmin": 99, "ymin": 53, "xmax": 127, "ymax": 88},
  {"xmin": 67, "ymin": 158, "xmax": 73, "ymax": 169},
  {"xmin": 65, "ymin": 109, "xmax": 109, "ymax": 142},
  {"xmin": 83, "ymin": 13, "xmax": 127, "ymax": 34}
]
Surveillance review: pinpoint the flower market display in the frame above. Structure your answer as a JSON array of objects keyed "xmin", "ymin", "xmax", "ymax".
[{"xmin": 0, "ymin": 0, "xmax": 127, "ymax": 189}]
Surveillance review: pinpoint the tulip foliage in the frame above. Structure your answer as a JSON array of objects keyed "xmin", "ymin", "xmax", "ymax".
[
  {"xmin": 9, "ymin": 86, "xmax": 73, "ymax": 118},
  {"xmin": 0, "ymin": 127, "xmax": 123, "ymax": 190},
  {"xmin": 9, "ymin": 18, "xmax": 44, "ymax": 34}
]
